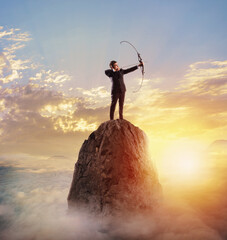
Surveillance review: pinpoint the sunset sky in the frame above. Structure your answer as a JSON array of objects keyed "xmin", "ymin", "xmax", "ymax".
[
  {"xmin": 0, "ymin": 1, "xmax": 227, "ymax": 238},
  {"xmin": 0, "ymin": 0, "xmax": 226, "ymax": 170}
]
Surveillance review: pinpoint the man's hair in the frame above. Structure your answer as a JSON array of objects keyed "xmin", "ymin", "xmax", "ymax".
[{"xmin": 109, "ymin": 60, "xmax": 117, "ymax": 68}]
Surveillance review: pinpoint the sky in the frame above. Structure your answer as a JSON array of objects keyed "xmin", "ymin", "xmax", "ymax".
[{"xmin": 0, "ymin": 0, "xmax": 227, "ymax": 239}]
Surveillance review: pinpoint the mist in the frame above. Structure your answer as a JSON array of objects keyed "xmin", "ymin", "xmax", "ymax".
[{"xmin": 0, "ymin": 152, "xmax": 226, "ymax": 240}]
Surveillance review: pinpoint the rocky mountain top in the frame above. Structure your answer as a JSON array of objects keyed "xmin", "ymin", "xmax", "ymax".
[{"xmin": 68, "ymin": 119, "xmax": 162, "ymax": 216}]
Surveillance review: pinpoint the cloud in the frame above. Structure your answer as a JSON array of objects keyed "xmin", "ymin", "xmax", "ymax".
[
  {"xmin": 0, "ymin": 26, "xmax": 31, "ymax": 42},
  {"xmin": 184, "ymin": 60, "xmax": 227, "ymax": 82},
  {"xmin": 3, "ymin": 42, "xmax": 26, "ymax": 54},
  {"xmin": 123, "ymin": 60, "xmax": 227, "ymax": 139},
  {"xmin": 0, "ymin": 166, "xmax": 108, "ymax": 240},
  {"xmin": 0, "ymin": 84, "xmax": 101, "ymax": 156},
  {"xmin": 76, "ymin": 86, "xmax": 109, "ymax": 98},
  {"xmin": 0, "ymin": 164, "xmax": 225, "ymax": 240},
  {"xmin": 0, "ymin": 27, "xmax": 32, "ymax": 85},
  {"xmin": 0, "ymin": 154, "xmax": 75, "ymax": 173},
  {"xmin": 0, "ymin": 25, "xmax": 108, "ymax": 155},
  {"xmin": 0, "ymin": 27, "xmax": 15, "ymax": 39},
  {"xmin": 0, "ymin": 204, "xmax": 14, "ymax": 216},
  {"xmin": 30, "ymin": 69, "xmax": 72, "ymax": 89},
  {"xmin": 177, "ymin": 60, "xmax": 227, "ymax": 96},
  {"xmin": 1, "ymin": 58, "xmax": 226, "ymax": 156},
  {"xmin": 0, "ymin": 27, "xmax": 97, "ymax": 157}
]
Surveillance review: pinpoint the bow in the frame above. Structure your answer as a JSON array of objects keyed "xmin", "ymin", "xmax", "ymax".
[{"xmin": 120, "ymin": 41, "xmax": 144, "ymax": 92}]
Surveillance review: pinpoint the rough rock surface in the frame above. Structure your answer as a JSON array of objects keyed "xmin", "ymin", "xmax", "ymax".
[{"xmin": 68, "ymin": 119, "xmax": 161, "ymax": 215}]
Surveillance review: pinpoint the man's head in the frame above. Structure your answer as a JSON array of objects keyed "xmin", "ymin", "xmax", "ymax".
[{"xmin": 109, "ymin": 60, "xmax": 120, "ymax": 71}]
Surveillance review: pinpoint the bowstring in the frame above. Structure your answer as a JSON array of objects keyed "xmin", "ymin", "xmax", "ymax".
[{"xmin": 120, "ymin": 41, "xmax": 144, "ymax": 93}]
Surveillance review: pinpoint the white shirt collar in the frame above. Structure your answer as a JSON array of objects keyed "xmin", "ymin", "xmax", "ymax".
[{"xmin": 112, "ymin": 68, "xmax": 120, "ymax": 72}]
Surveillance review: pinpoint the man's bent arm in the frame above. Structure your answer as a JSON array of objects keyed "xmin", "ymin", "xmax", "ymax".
[
  {"xmin": 122, "ymin": 65, "xmax": 138, "ymax": 75},
  {"xmin": 105, "ymin": 69, "xmax": 113, "ymax": 77}
]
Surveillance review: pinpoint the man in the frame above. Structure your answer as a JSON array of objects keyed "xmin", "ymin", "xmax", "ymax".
[{"xmin": 105, "ymin": 60, "xmax": 143, "ymax": 120}]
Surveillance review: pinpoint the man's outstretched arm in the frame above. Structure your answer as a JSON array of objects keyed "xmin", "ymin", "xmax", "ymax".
[{"xmin": 122, "ymin": 65, "xmax": 138, "ymax": 75}]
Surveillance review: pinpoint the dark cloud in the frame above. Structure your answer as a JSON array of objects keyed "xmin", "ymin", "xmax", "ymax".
[{"xmin": 2, "ymin": 85, "xmax": 64, "ymax": 111}]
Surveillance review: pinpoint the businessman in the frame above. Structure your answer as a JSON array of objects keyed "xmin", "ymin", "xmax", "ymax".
[{"xmin": 105, "ymin": 60, "xmax": 143, "ymax": 120}]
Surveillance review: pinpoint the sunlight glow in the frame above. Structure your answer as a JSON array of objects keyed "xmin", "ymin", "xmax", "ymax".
[
  {"xmin": 158, "ymin": 140, "xmax": 206, "ymax": 185},
  {"xmin": 54, "ymin": 118, "xmax": 97, "ymax": 133},
  {"xmin": 172, "ymin": 150, "xmax": 200, "ymax": 176},
  {"xmin": 39, "ymin": 101, "xmax": 75, "ymax": 118}
]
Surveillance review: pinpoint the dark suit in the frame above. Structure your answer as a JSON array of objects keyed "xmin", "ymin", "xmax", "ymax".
[{"xmin": 105, "ymin": 65, "xmax": 138, "ymax": 120}]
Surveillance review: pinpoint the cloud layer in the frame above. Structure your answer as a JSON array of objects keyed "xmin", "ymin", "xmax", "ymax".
[{"xmin": 1, "ymin": 158, "xmax": 226, "ymax": 240}]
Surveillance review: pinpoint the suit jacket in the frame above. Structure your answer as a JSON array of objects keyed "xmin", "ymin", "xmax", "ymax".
[{"xmin": 105, "ymin": 65, "xmax": 138, "ymax": 94}]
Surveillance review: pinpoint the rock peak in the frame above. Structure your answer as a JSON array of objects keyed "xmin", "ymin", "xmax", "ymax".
[{"xmin": 68, "ymin": 120, "xmax": 161, "ymax": 215}]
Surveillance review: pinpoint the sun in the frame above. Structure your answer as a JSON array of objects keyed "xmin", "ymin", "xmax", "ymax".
[
  {"xmin": 172, "ymin": 150, "xmax": 200, "ymax": 176},
  {"xmin": 158, "ymin": 140, "xmax": 205, "ymax": 185}
]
